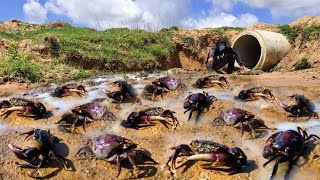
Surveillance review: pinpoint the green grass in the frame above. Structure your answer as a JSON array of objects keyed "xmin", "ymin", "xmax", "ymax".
[
  {"xmin": 0, "ymin": 26, "xmax": 175, "ymax": 70},
  {"xmin": 0, "ymin": 43, "xmax": 41, "ymax": 82},
  {"xmin": 212, "ymin": 26, "xmax": 244, "ymax": 36},
  {"xmin": 302, "ymin": 24, "xmax": 320, "ymax": 41},
  {"xmin": 293, "ymin": 58, "xmax": 311, "ymax": 70},
  {"xmin": 278, "ymin": 24, "xmax": 298, "ymax": 44}
]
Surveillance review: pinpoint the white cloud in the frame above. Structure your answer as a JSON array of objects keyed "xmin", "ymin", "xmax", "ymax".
[
  {"xmin": 208, "ymin": 0, "xmax": 235, "ymax": 12},
  {"xmin": 183, "ymin": 12, "xmax": 258, "ymax": 29},
  {"xmin": 23, "ymin": 0, "xmax": 47, "ymax": 24},
  {"xmin": 238, "ymin": 0, "xmax": 320, "ymax": 19},
  {"xmin": 22, "ymin": 0, "xmax": 259, "ymax": 30},
  {"xmin": 184, "ymin": 0, "xmax": 258, "ymax": 29}
]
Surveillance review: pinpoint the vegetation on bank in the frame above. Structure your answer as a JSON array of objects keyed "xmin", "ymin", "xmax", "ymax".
[
  {"xmin": 278, "ymin": 24, "xmax": 320, "ymax": 44},
  {"xmin": 0, "ymin": 23, "xmax": 176, "ymax": 83},
  {"xmin": 0, "ymin": 25, "xmax": 175, "ymax": 70}
]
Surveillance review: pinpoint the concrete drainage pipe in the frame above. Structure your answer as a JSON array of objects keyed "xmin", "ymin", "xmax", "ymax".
[{"xmin": 232, "ymin": 30, "xmax": 291, "ymax": 71}]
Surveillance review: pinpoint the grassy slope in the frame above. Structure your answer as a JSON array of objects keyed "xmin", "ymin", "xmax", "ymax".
[{"xmin": 0, "ymin": 24, "xmax": 175, "ymax": 82}]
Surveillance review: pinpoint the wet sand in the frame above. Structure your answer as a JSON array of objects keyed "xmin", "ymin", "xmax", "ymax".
[{"xmin": 0, "ymin": 70, "xmax": 319, "ymax": 180}]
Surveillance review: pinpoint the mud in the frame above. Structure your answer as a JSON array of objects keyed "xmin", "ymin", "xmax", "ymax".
[{"xmin": 0, "ymin": 70, "xmax": 320, "ymax": 180}]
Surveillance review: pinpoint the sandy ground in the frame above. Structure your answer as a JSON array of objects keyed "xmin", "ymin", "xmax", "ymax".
[{"xmin": 0, "ymin": 70, "xmax": 320, "ymax": 180}]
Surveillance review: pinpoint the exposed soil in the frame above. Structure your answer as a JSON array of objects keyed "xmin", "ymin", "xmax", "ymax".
[{"xmin": 0, "ymin": 70, "xmax": 319, "ymax": 180}]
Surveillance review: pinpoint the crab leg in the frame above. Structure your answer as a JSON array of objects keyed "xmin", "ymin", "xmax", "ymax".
[
  {"xmin": 50, "ymin": 150, "xmax": 68, "ymax": 169},
  {"xmin": 247, "ymin": 121, "xmax": 256, "ymax": 137},
  {"xmin": 28, "ymin": 156, "xmax": 44, "ymax": 178}
]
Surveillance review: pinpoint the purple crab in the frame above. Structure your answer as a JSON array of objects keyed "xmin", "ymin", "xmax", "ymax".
[
  {"xmin": 0, "ymin": 98, "xmax": 46, "ymax": 119},
  {"xmin": 213, "ymin": 108, "xmax": 268, "ymax": 137},
  {"xmin": 238, "ymin": 87, "xmax": 275, "ymax": 101},
  {"xmin": 281, "ymin": 94, "xmax": 318, "ymax": 118},
  {"xmin": 76, "ymin": 133, "xmax": 157, "ymax": 178},
  {"xmin": 143, "ymin": 76, "xmax": 187, "ymax": 100},
  {"xmin": 262, "ymin": 127, "xmax": 320, "ymax": 179},
  {"xmin": 56, "ymin": 102, "xmax": 115, "ymax": 132},
  {"xmin": 8, "ymin": 129, "xmax": 68, "ymax": 178},
  {"xmin": 196, "ymin": 75, "xmax": 229, "ymax": 88},
  {"xmin": 167, "ymin": 140, "xmax": 247, "ymax": 175},
  {"xmin": 125, "ymin": 107, "xmax": 178, "ymax": 129},
  {"xmin": 54, "ymin": 83, "xmax": 88, "ymax": 97},
  {"xmin": 105, "ymin": 80, "xmax": 141, "ymax": 108},
  {"xmin": 183, "ymin": 91, "xmax": 217, "ymax": 122}
]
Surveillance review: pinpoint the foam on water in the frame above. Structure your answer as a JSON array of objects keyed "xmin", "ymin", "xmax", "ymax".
[
  {"xmin": 274, "ymin": 120, "xmax": 320, "ymax": 131},
  {"xmin": 38, "ymin": 88, "xmax": 106, "ymax": 114}
]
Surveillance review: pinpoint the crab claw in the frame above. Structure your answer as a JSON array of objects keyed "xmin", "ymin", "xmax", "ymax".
[
  {"xmin": 8, "ymin": 144, "xmax": 40, "ymax": 160},
  {"xmin": 21, "ymin": 130, "xmax": 35, "ymax": 141},
  {"xmin": 187, "ymin": 153, "xmax": 217, "ymax": 161},
  {"xmin": 162, "ymin": 110, "xmax": 179, "ymax": 128},
  {"xmin": 109, "ymin": 81, "xmax": 119, "ymax": 87},
  {"xmin": 167, "ymin": 144, "xmax": 193, "ymax": 170}
]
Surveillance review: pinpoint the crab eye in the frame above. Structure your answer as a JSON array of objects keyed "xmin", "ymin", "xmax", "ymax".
[{"xmin": 262, "ymin": 146, "xmax": 274, "ymax": 158}]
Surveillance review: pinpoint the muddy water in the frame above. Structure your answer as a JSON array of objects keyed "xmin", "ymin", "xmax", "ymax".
[{"xmin": 0, "ymin": 70, "xmax": 320, "ymax": 180}]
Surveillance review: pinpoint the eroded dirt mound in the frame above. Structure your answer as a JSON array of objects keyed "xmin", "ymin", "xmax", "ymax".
[{"xmin": 167, "ymin": 28, "xmax": 241, "ymax": 70}]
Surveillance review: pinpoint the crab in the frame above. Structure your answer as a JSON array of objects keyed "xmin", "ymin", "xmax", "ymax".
[
  {"xmin": 0, "ymin": 98, "xmax": 46, "ymax": 119},
  {"xmin": 281, "ymin": 94, "xmax": 318, "ymax": 118},
  {"xmin": 125, "ymin": 107, "xmax": 178, "ymax": 129},
  {"xmin": 167, "ymin": 140, "xmax": 247, "ymax": 175},
  {"xmin": 238, "ymin": 87, "xmax": 275, "ymax": 101},
  {"xmin": 8, "ymin": 129, "xmax": 68, "ymax": 178},
  {"xmin": 143, "ymin": 76, "xmax": 187, "ymax": 100},
  {"xmin": 76, "ymin": 133, "xmax": 157, "ymax": 178},
  {"xmin": 105, "ymin": 80, "xmax": 141, "ymax": 107},
  {"xmin": 196, "ymin": 75, "xmax": 229, "ymax": 89},
  {"xmin": 55, "ymin": 102, "xmax": 116, "ymax": 132},
  {"xmin": 213, "ymin": 108, "xmax": 268, "ymax": 137},
  {"xmin": 54, "ymin": 83, "xmax": 88, "ymax": 97},
  {"xmin": 183, "ymin": 91, "xmax": 217, "ymax": 122},
  {"xmin": 262, "ymin": 127, "xmax": 320, "ymax": 179}
]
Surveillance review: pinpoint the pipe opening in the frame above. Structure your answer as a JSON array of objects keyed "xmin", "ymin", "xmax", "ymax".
[{"xmin": 233, "ymin": 35, "xmax": 261, "ymax": 69}]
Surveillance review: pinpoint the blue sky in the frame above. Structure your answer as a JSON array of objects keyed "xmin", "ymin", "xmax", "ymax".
[{"xmin": 1, "ymin": 0, "xmax": 320, "ymax": 30}]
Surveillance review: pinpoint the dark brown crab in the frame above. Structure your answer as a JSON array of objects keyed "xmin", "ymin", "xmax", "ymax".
[
  {"xmin": 262, "ymin": 127, "xmax": 320, "ymax": 180},
  {"xmin": 76, "ymin": 133, "xmax": 157, "ymax": 178},
  {"xmin": 167, "ymin": 140, "xmax": 247, "ymax": 175},
  {"xmin": 125, "ymin": 107, "xmax": 178, "ymax": 129},
  {"xmin": 54, "ymin": 83, "xmax": 88, "ymax": 97},
  {"xmin": 238, "ymin": 87, "xmax": 275, "ymax": 101},
  {"xmin": 281, "ymin": 94, "xmax": 318, "ymax": 118},
  {"xmin": 196, "ymin": 75, "xmax": 229, "ymax": 89},
  {"xmin": 143, "ymin": 76, "xmax": 187, "ymax": 100},
  {"xmin": 56, "ymin": 102, "xmax": 115, "ymax": 133},
  {"xmin": 105, "ymin": 80, "xmax": 141, "ymax": 108},
  {"xmin": 183, "ymin": 91, "xmax": 217, "ymax": 122},
  {"xmin": 213, "ymin": 108, "xmax": 268, "ymax": 137},
  {"xmin": 8, "ymin": 129, "xmax": 68, "ymax": 178},
  {"xmin": 0, "ymin": 98, "xmax": 46, "ymax": 119}
]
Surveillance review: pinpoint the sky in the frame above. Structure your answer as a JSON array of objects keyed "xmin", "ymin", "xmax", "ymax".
[{"xmin": 1, "ymin": 0, "xmax": 320, "ymax": 31}]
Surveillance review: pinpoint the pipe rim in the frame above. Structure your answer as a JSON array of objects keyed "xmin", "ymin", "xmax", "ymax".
[{"xmin": 232, "ymin": 30, "xmax": 266, "ymax": 70}]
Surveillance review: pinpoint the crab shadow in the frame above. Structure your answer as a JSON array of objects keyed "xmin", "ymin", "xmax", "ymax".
[
  {"xmin": 120, "ymin": 120, "xmax": 171, "ymax": 130},
  {"xmin": 32, "ymin": 143, "xmax": 76, "ymax": 179},
  {"xmin": 117, "ymin": 149, "xmax": 158, "ymax": 179},
  {"xmin": 1, "ymin": 110, "xmax": 54, "ymax": 120}
]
